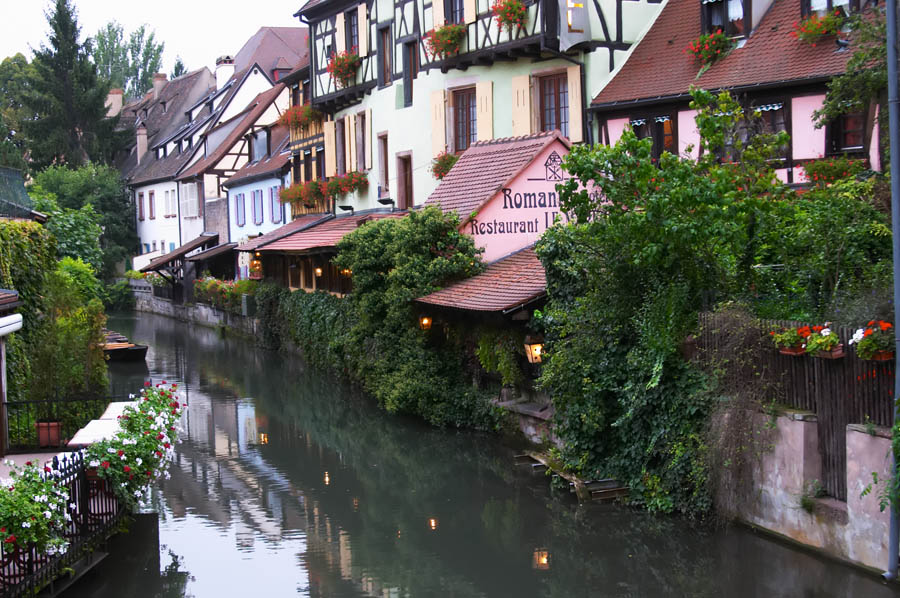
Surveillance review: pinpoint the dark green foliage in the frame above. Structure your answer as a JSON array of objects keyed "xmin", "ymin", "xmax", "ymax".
[
  {"xmin": 104, "ymin": 279, "xmax": 134, "ymax": 311},
  {"xmin": 254, "ymin": 282, "xmax": 290, "ymax": 350},
  {"xmin": 31, "ymin": 164, "xmax": 137, "ymax": 279},
  {"xmin": 0, "ymin": 53, "xmax": 36, "ymax": 169},
  {"xmin": 280, "ymin": 290, "xmax": 355, "ymax": 372},
  {"xmin": 0, "ymin": 220, "xmax": 57, "ymax": 337},
  {"xmin": 170, "ymin": 56, "xmax": 187, "ymax": 79},
  {"xmin": 22, "ymin": 0, "xmax": 127, "ymax": 169},
  {"xmin": 31, "ymin": 191, "xmax": 104, "ymax": 271},
  {"xmin": 91, "ymin": 21, "xmax": 165, "ymax": 98}
]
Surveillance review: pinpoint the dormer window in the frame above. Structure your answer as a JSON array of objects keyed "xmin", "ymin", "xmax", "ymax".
[
  {"xmin": 802, "ymin": 0, "xmax": 855, "ymax": 18},
  {"xmin": 702, "ymin": 0, "xmax": 746, "ymax": 37}
]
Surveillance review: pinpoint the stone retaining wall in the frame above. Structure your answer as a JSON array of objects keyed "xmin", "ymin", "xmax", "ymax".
[{"xmin": 133, "ymin": 284, "xmax": 258, "ymax": 338}]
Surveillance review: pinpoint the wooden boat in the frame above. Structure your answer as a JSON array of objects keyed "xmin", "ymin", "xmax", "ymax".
[{"xmin": 102, "ymin": 330, "xmax": 148, "ymax": 362}]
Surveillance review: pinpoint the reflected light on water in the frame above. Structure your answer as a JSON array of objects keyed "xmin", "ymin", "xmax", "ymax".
[
  {"xmin": 324, "ymin": 471, "xmax": 330, "ymax": 485},
  {"xmin": 532, "ymin": 549, "xmax": 550, "ymax": 570}
]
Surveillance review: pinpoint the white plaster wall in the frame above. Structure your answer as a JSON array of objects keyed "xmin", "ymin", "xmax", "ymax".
[
  {"xmin": 135, "ymin": 180, "xmax": 181, "ymax": 255},
  {"xmin": 228, "ymin": 174, "xmax": 290, "ymax": 250},
  {"xmin": 219, "ymin": 68, "xmax": 275, "ymax": 124}
]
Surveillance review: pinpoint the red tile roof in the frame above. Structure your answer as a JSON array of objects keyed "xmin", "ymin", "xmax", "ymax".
[
  {"xmin": 0, "ymin": 289, "xmax": 20, "ymax": 312},
  {"xmin": 234, "ymin": 27, "xmax": 309, "ymax": 75},
  {"xmin": 425, "ymin": 131, "xmax": 570, "ymax": 220},
  {"xmin": 236, "ymin": 213, "xmax": 333, "ymax": 251},
  {"xmin": 592, "ymin": 0, "xmax": 851, "ymax": 108},
  {"xmin": 258, "ymin": 212, "xmax": 406, "ymax": 253},
  {"xmin": 416, "ymin": 247, "xmax": 546, "ymax": 312},
  {"xmin": 177, "ymin": 84, "xmax": 285, "ymax": 181}
]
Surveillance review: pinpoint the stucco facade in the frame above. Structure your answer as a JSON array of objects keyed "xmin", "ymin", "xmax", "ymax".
[{"xmin": 135, "ymin": 180, "xmax": 181, "ymax": 255}]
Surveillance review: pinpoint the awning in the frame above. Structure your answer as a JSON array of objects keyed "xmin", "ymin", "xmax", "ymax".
[
  {"xmin": 258, "ymin": 212, "xmax": 405, "ymax": 253},
  {"xmin": 140, "ymin": 233, "xmax": 219, "ymax": 272},
  {"xmin": 416, "ymin": 247, "xmax": 546, "ymax": 313},
  {"xmin": 186, "ymin": 242, "xmax": 238, "ymax": 262}
]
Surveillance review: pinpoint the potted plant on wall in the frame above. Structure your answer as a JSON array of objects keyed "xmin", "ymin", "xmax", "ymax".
[
  {"xmin": 424, "ymin": 23, "xmax": 468, "ymax": 60},
  {"xmin": 850, "ymin": 320, "xmax": 894, "ymax": 360},
  {"xmin": 432, "ymin": 152, "xmax": 460, "ymax": 180},
  {"xmin": 771, "ymin": 325, "xmax": 810, "ymax": 356},
  {"xmin": 327, "ymin": 49, "xmax": 362, "ymax": 89},
  {"xmin": 804, "ymin": 324, "xmax": 844, "ymax": 359},
  {"xmin": 492, "ymin": 0, "xmax": 528, "ymax": 36},
  {"xmin": 685, "ymin": 29, "xmax": 733, "ymax": 68},
  {"xmin": 791, "ymin": 10, "xmax": 846, "ymax": 46}
]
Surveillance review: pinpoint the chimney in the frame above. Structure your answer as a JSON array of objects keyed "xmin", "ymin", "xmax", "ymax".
[
  {"xmin": 105, "ymin": 88, "xmax": 124, "ymax": 117},
  {"xmin": 215, "ymin": 55, "xmax": 235, "ymax": 90},
  {"xmin": 152, "ymin": 73, "xmax": 167, "ymax": 100},
  {"xmin": 136, "ymin": 125, "xmax": 148, "ymax": 165}
]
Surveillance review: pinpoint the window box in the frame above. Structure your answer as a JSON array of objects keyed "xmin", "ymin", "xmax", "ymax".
[
  {"xmin": 792, "ymin": 10, "xmax": 845, "ymax": 45},
  {"xmin": 327, "ymin": 51, "xmax": 362, "ymax": 89},
  {"xmin": 492, "ymin": 0, "xmax": 528, "ymax": 36},
  {"xmin": 424, "ymin": 23, "xmax": 467, "ymax": 60},
  {"xmin": 686, "ymin": 30, "xmax": 733, "ymax": 67}
]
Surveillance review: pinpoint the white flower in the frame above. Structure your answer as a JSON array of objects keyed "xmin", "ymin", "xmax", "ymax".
[
  {"xmin": 43, "ymin": 511, "xmax": 51, "ymax": 519},
  {"xmin": 64, "ymin": 512, "xmax": 71, "ymax": 521},
  {"xmin": 134, "ymin": 490, "xmax": 143, "ymax": 498},
  {"xmin": 135, "ymin": 458, "xmax": 142, "ymax": 466},
  {"xmin": 107, "ymin": 448, "xmax": 116, "ymax": 454},
  {"xmin": 850, "ymin": 328, "xmax": 865, "ymax": 345},
  {"xmin": 89, "ymin": 460, "xmax": 100, "ymax": 468},
  {"xmin": 821, "ymin": 328, "xmax": 832, "ymax": 337},
  {"xmin": 21, "ymin": 521, "xmax": 30, "ymax": 528}
]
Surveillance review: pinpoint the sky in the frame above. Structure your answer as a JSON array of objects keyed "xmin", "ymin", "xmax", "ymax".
[{"xmin": 1, "ymin": 0, "xmax": 304, "ymax": 73}]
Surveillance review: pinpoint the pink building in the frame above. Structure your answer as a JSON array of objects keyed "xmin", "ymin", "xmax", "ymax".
[{"xmin": 591, "ymin": 0, "xmax": 881, "ymax": 182}]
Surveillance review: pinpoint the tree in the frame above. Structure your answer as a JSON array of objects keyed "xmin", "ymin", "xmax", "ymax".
[
  {"xmin": 22, "ymin": 0, "xmax": 123, "ymax": 169},
  {"xmin": 31, "ymin": 164, "xmax": 136, "ymax": 278},
  {"xmin": 0, "ymin": 53, "xmax": 36, "ymax": 163},
  {"xmin": 0, "ymin": 113, "xmax": 26, "ymax": 170},
  {"xmin": 30, "ymin": 189, "xmax": 104, "ymax": 271},
  {"xmin": 170, "ymin": 56, "xmax": 187, "ymax": 79},
  {"xmin": 91, "ymin": 22, "xmax": 164, "ymax": 98}
]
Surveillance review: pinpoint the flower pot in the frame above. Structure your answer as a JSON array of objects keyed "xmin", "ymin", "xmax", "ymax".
[
  {"xmin": 85, "ymin": 467, "xmax": 101, "ymax": 481},
  {"xmin": 813, "ymin": 344, "xmax": 845, "ymax": 359},
  {"xmin": 35, "ymin": 421, "xmax": 61, "ymax": 448},
  {"xmin": 866, "ymin": 350, "xmax": 895, "ymax": 362},
  {"xmin": 779, "ymin": 346, "xmax": 806, "ymax": 356}
]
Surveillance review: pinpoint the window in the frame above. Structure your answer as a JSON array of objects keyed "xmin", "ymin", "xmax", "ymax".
[
  {"xmin": 803, "ymin": 0, "xmax": 858, "ymax": 18},
  {"xmin": 270, "ymin": 186, "xmax": 282, "ymax": 223},
  {"xmin": 453, "ymin": 88, "xmax": 477, "ymax": 153},
  {"xmin": 448, "ymin": 0, "xmax": 465, "ymax": 23},
  {"xmin": 180, "ymin": 182, "xmax": 199, "ymax": 218},
  {"xmin": 631, "ymin": 115, "xmax": 676, "ymax": 162},
  {"xmin": 149, "ymin": 191, "xmax": 155, "ymax": 219},
  {"xmin": 355, "ymin": 111, "xmax": 367, "ymax": 169},
  {"xmin": 252, "ymin": 129, "xmax": 268, "ymax": 162},
  {"xmin": 539, "ymin": 74, "xmax": 569, "ymax": 138},
  {"xmin": 702, "ymin": 0, "xmax": 745, "ymax": 37},
  {"xmin": 170, "ymin": 242, "xmax": 175, "ymax": 252},
  {"xmin": 378, "ymin": 27, "xmax": 393, "ymax": 87},
  {"xmin": 163, "ymin": 190, "xmax": 169, "ymax": 217},
  {"xmin": 138, "ymin": 192, "xmax": 145, "ymax": 221},
  {"xmin": 316, "ymin": 144, "xmax": 327, "ymax": 180},
  {"xmin": 757, "ymin": 102, "xmax": 790, "ymax": 160},
  {"xmin": 292, "ymin": 85, "xmax": 301, "ymax": 107},
  {"xmin": 235, "ymin": 193, "xmax": 246, "ymax": 227},
  {"xmin": 336, "ymin": 118, "xmax": 347, "ymax": 176},
  {"xmin": 152, "ymin": 241, "xmax": 157, "ymax": 252},
  {"xmin": 402, "ymin": 42, "xmax": 418, "ymax": 107},
  {"xmin": 302, "ymin": 80, "xmax": 311, "ymax": 104},
  {"xmin": 378, "ymin": 134, "xmax": 389, "ymax": 197},
  {"xmin": 829, "ymin": 110, "xmax": 866, "ymax": 155},
  {"xmin": 252, "ymin": 189, "xmax": 264, "ymax": 225},
  {"xmin": 346, "ymin": 10, "xmax": 359, "ymax": 52},
  {"xmin": 143, "ymin": 243, "xmax": 150, "ymax": 254},
  {"xmin": 303, "ymin": 150, "xmax": 313, "ymax": 182}
]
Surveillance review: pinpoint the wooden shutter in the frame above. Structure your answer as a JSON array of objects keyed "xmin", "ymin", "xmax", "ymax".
[
  {"xmin": 347, "ymin": 114, "xmax": 357, "ymax": 172},
  {"xmin": 431, "ymin": 90, "xmax": 447, "ymax": 157},
  {"xmin": 434, "ymin": 0, "xmax": 445, "ymax": 27},
  {"xmin": 358, "ymin": 4, "xmax": 368, "ymax": 55},
  {"xmin": 511, "ymin": 75, "xmax": 531, "ymax": 136},
  {"xmin": 312, "ymin": 146, "xmax": 320, "ymax": 180},
  {"xmin": 335, "ymin": 13, "xmax": 346, "ymax": 54},
  {"xmin": 464, "ymin": 0, "xmax": 476, "ymax": 24},
  {"xmin": 567, "ymin": 66, "xmax": 583, "ymax": 143},
  {"xmin": 476, "ymin": 80, "xmax": 493, "ymax": 141},
  {"xmin": 364, "ymin": 108, "xmax": 373, "ymax": 170},
  {"xmin": 324, "ymin": 121, "xmax": 337, "ymax": 178}
]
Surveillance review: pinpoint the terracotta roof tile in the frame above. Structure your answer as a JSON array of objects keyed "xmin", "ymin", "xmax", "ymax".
[
  {"xmin": 236, "ymin": 213, "xmax": 333, "ymax": 251},
  {"xmin": 186, "ymin": 242, "xmax": 238, "ymax": 262},
  {"xmin": 416, "ymin": 248, "xmax": 546, "ymax": 312},
  {"xmin": 0, "ymin": 288, "xmax": 20, "ymax": 311},
  {"xmin": 425, "ymin": 131, "xmax": 569, "ymax": 219},
  {"xmin": 259, "ymin": 212, "xmax": 405, "ymax": 253},
  {"xmin": 592, "ymin": 0, "xmax": 851, "ymax": 108},
  {"xmin": 141, "ymin": 233, "xmax": 218, "ymax": 272}
]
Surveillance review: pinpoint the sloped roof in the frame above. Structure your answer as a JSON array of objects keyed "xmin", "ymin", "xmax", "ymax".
[
  {"xmin": 177, "ymin": 84, "xmax": 285, "ymax": 181},
  {"xmin": 128, "ymin": 145, "xmax": 197, "ymax": 186},
  {"xmin": 0, "ymin": 289, "xmax": 21, "ymax": 313},
  {"xmin": 259, "ymin": 212, "xmax": 405, "ymax": 252},
  {"xmin": 425, "ymin": 131, "xmax": 570, "ymax": 221},
  {"xmin": 234, "ymin": 27, "xmax": 309, "ymax": 75},
  {"xmin": 0, "ymin": 167, "xmax": 46, "ymax": 222},
  {"xmin": 297, "ymin": 0, "xmax": 330, "ymax": 16},
  {"xmin": 592, "ymin": 0, "xmax": 851, "ymax": 109},
  {"xmin": 236, "ymin": 213, "xmax": 333, "ymax": 252},
  {"xmin": 186, "ymin": 242, "xmax": 238, "ymax": 262},
  {"xmin": 223, "ymin": 126, "xmax": 291, "ymax": 188},
  {"xmin": 416, "ymin": 248, "xmax": 546, "ymax": 312},
  {"xmin": 140, "ymin": 233, "xmax": 218, "ymax": 272}
]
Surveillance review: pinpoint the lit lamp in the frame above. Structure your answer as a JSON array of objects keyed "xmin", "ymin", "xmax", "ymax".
[
  {"xmin": 419, "ymin": 315, "xmax": 432, "ymax": 331},
  {"xmin": 259, "ymin": 432, "xmax": 269, "ymax": 445},
  {"xmin": 314, "ymin": 267, "xmax": 323, "ymax": 277},
  {"xmin": 428, "ymin": 518, "xmax": 438, "ymax": 531},
  {"xmin": 341, "ymin": 268, "xmax": 352, "ymax": 276},
  {"xmin": 532, "ymin": 549, "xmax": 550, "ymax": 570},
  {"xmin": 323, "ymin": 471, "xmax": 331, "ymax": 485},
  {"xmin": 524, "ymin": 335, "xmax": 544, "ymax": 364}
]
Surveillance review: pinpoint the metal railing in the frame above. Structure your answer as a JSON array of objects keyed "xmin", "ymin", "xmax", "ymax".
[
  {"xmin": 0, "ymin": 452, "xmax": 124, "ymax": 597},
  {"xmin": 4, "ymin": 396, "xmax": 128, "ymax": 454}
]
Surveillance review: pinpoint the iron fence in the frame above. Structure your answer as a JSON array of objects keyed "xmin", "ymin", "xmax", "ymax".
[
  {"xmin": 698, "ymin": 312, "xmax": 895, "ymax": 501},
  {"xmin": 0, "ymin": 452, "xmax": 124, "ymax": 597}
]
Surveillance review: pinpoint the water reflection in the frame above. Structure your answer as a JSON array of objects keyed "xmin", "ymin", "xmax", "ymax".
[{"xmin": 65, "ymin": 312, "xmax": 899, "ymax": 598}]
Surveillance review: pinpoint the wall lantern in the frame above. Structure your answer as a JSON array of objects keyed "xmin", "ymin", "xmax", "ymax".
[
  {"xmin": 314, "ymin": 267, "xmax": 323, "ymax": 277},
  {"xmin": 324, "ymin": 471, "xmax": 330, "ymax": 485},
  {"xmin": 532, "ymin": 549, "xmax": 550, "ymax": 570},
  {"xmin": 524, "ymin": 335, "xmax": 544, "ymax": 364},
  {"xmin": 341, "ymin": 268, "xmax": 352, "ymax": 276},
  {"xmin": 255, "ymin": 251, "xmax": 261, "ymax": 257},
  {"xmin": 428, "ymin": 518, "xmax": 438, "ymax": 531},
  {"xmin": 419, "ymin": 316, "xmax": 432, "ymax": 331}
]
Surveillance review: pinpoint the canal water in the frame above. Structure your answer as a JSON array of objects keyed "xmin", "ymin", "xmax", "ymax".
[{"xmin": 65, "ymin": 312, "xmax": 897, "ymax": 597}]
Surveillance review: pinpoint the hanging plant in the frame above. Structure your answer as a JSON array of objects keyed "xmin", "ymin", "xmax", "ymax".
[
  {"xmin": 685, "ymin": 30, "xmax": 733, "ymax": 67},
  {"xmin": 432, "ymin": 152, "xmax": 460, "ymax": 180},
  {"xmin": 792, "ymin": 10, "xmax": 845, "ymax": 46},
  {"xmin": 280, "ymin": 172, "xmax": 368, "ymax": 208},
  {"xmin": 491, "ymin": 0, "xmax": 528, "ymax": 36},
  {"xmin": 278, "ymin": 105, "xmax": 321, "ymax": 131},
  {"xmin": 326, "ymin": 50, "xmax": 362, "ymax": 89},
  {"xmin": 424, "ymin": 23, "xmax": 468, "ymax": 59}
]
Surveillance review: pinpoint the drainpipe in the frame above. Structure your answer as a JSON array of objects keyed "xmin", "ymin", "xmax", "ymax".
[{"xmin": 885, "ymin": 0, "xmax": 900, "ymax": 581}]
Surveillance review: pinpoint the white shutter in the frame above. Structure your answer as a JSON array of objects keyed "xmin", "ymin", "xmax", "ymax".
[
  {"xmin": 476, "ymin": 80, "xmax": 493, "ymax": 141},
  {"xmin": 347, "ymin": 114, "xmax": 357, "ymax": 172},
  {"xmin": 335, "ymin": 13, "xmax": 346, "ymax": 54},
  {"xmin": 567, "ymin": 66, "xmax": 583, "ymax": 143},
  {"xmin": 433, "ymin": 0, "xmax": 445, "ymax": 27},
  {"xmin": 431, "ymin": 89, "xmax": 447, "ymax": 157},
  {"xmin": 358, "ymin": 3, "xmax": 369, "ymax": 55},
  {"xmin": 324, "ymin": 121, "xmax": 337, "ymax": 178},
  {"xmin": 511, "ymin": 76, "xmax": 531, "ymax": 136},
  {"xmin": 464, "ymin": 0, "xmax": 476, "ymax": 24}
]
